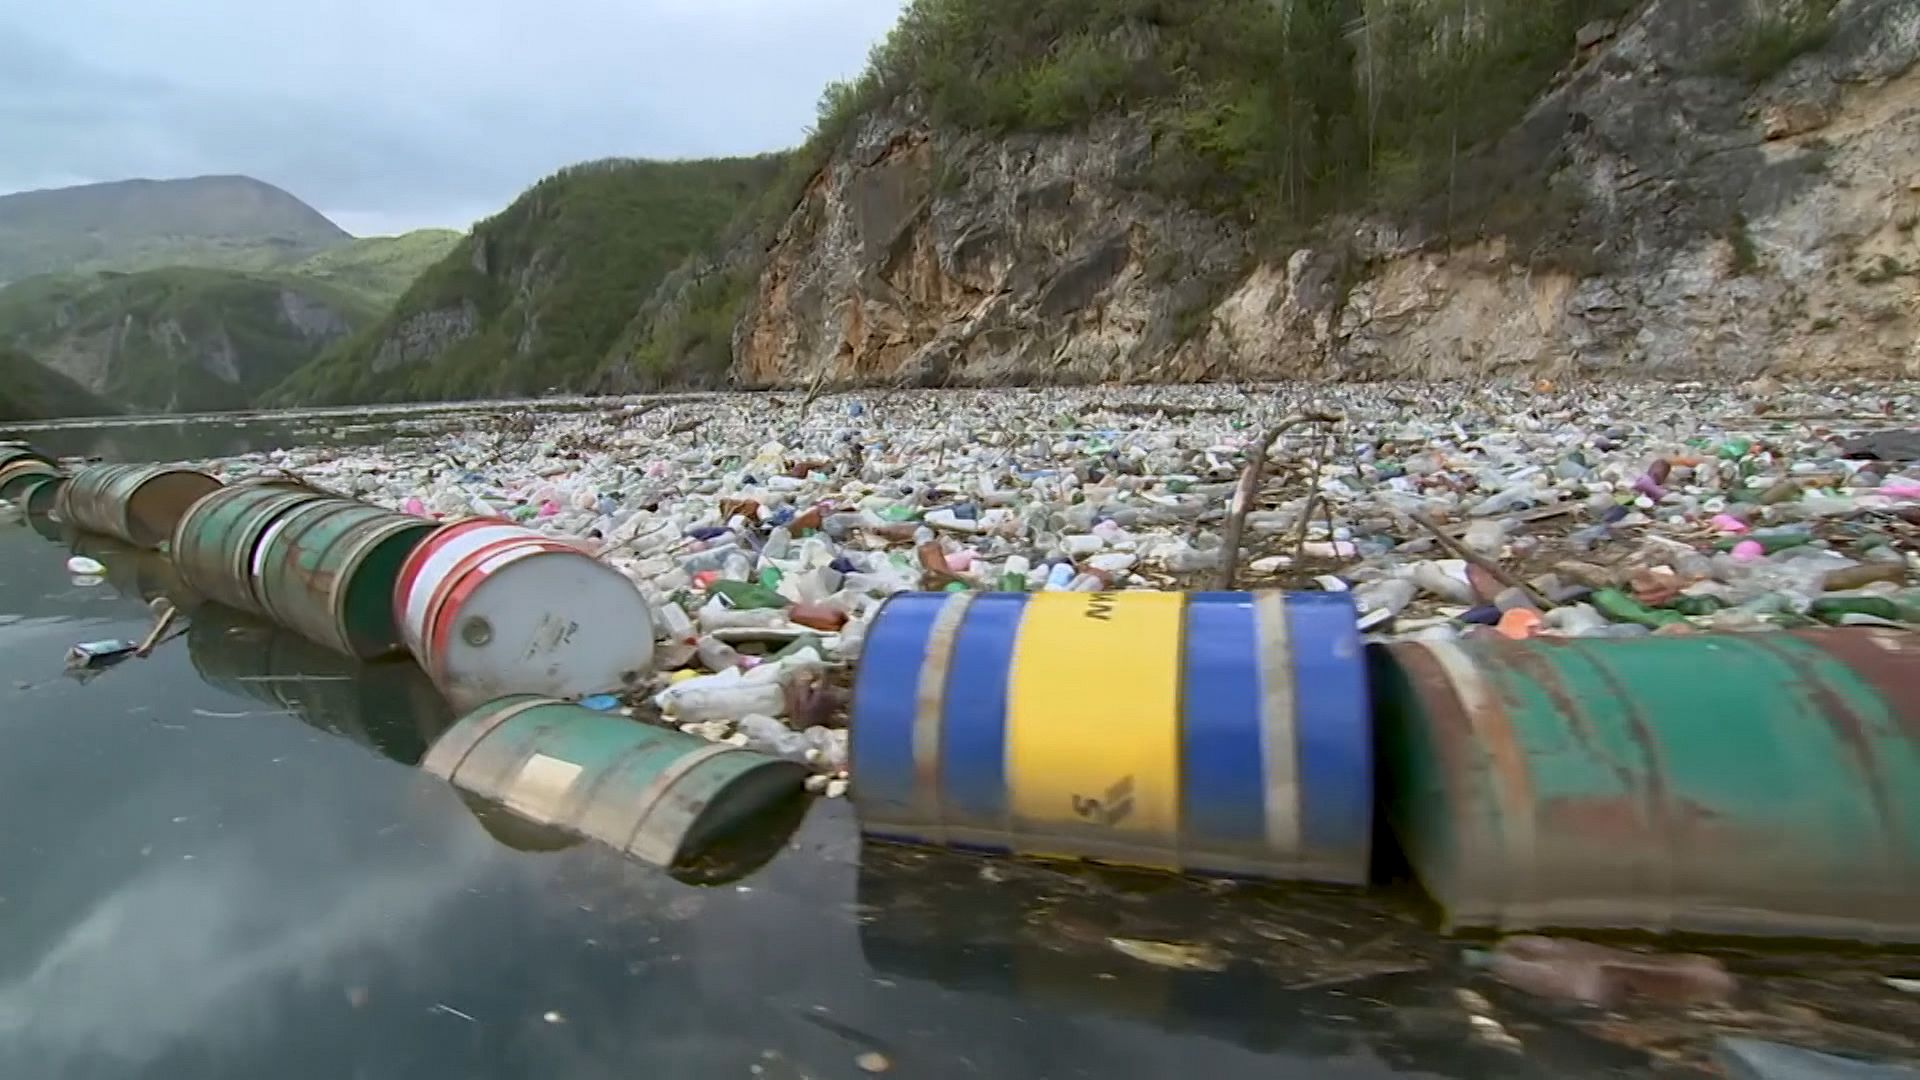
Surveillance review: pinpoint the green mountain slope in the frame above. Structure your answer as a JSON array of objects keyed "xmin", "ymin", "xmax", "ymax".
[
  {"xmin": 270, "ymin": 156, "xmax": 782, "ymax": 405},
  {"xmin": 0, "ymin": 268, "xmax": 377, "ymax": 414},
  {"xmin": 287, "ymin": 229, "xmax": 464, "ymax": 309},
  {"xmin": 0, "ymin": 345, "xmax": 119, "ymax": 422},
  {"xmin": 0, "ymin": 175, "xmax": 350, "ymax": 283}
]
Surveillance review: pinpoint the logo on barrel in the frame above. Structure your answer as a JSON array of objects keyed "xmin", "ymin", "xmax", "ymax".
[{"xmin": 1071, "ymin": 775, "xmax": 1135, "ymax": 827}]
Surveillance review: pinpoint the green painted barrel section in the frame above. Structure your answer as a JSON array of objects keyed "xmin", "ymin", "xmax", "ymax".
[
  {"xmin": 18, "ymin": 476, "xmax": 66, "ymax": 518},
  {"xmin": 423, "ymin": 696, "xmax": 808, "ymax": 873},
  {"xmin": 1371, "ymin": 630, "xmax": 1920, "ymax": 942},
  {"xmin": 60, "ymin": 463, "xmax": 222, "ymax": 548},
  {"xmin": 254, "ymin": 498, "xmax": 435, "ymax": 659},
  {"xmin": 187, "ymin": 605, "xmax": 453, "ymax": 766},
  {"xmin": 172, "ymin": 485, "xmax": 330, "ymax": 615}
]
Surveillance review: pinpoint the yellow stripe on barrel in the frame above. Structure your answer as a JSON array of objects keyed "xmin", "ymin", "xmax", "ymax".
[{"xmin": 1006, "ymin": 591, "xmax": 1184, "ymax": 867}]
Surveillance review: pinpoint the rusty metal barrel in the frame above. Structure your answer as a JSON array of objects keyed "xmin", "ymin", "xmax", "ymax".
[
  {"xmin": 851, "ymin": 590, "xmax": 1373, "ymax": 885},
  {"xmin": 0, "ymin": 443, "xmax": 55, "ymax": 472},
  {"xmin": 252, "ymin": 498, "xmax": 436, "ymax": 659},
  {"xmin": 187, "ymin": 605, "xmax": 452, "ymax": 766},
  {"xmin": 1371, "ymin": 630, "xmax": 1920, "ymax": 943},
  {"xmin": 172, "ymin": 484, "xmax": 330, "ymax": 615},
  {"xmin": 0, "ymin": 459, "xmax": 60, "ymax": 502},
  {"xmin": 16, "ymin": 475, "xmax": 67, "ymax": 518},
  {"xmin": 58, "ymin": 463, "xmax": 222, "ymax": 549},
  {"xmin": 423, "ymin": 695, "xmax": 807, "ymax": 875}
]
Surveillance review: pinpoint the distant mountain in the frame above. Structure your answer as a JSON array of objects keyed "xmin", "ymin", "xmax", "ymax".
[
  {"xmin": 0, "ymin": 175, "xmax": 350, "ymax": 283},
  {"xmin": 286, "ymin": 229, "xmax": 463, "ymax": 310},
  {"xmin": 270, "ymin": 157, "xmax": 781, "ymax": 405},
  {"xmin": 0, "ymin": 268, "xmax": 376, "ymax": 414},
  {"xmin": 0, "ymin": 345, "xmax": 118, "ymax": 422}
]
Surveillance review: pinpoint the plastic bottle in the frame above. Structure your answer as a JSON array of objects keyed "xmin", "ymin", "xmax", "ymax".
[
  {"xmin": 1043, "ymin": 562, "xmax": 1076, "ymax": 591},
  {"xmin": 1591, "ymin": 589, "xmax": 1687, "ymax": 628},
  {"xmin": 655, "ymin": 602, "xmax": 695, "ymax": 641},
  {"xmin": 1354, "ymin": 578, "xmax": 1416, "ymax": 619},
  {"xmin": 737, "ymin": 714, "xmax": 811, "ymax": 760},
  {"xmin": 659, "ymin": 679, "xmax": 785, "ymax": 723},
  {"xmin": 695, "ymin": 635, "xmax": 744, "ymax": 672},
  {"xmin": 707, "ymin": 580, "xmax": 789, "ymax": 610},
  {"xmin": 1411, "ymin": 561, "xmax": 1478, "ymax": 604},
  {"xmin": 1544, "ymin": 603, "xmax": 1610, "ymax": 636}
]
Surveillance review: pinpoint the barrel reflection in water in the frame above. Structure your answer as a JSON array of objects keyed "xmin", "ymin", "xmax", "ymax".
[
  {"xmin": 854, "ymin": 847, "xmax": 1634, "ymax": 1077},
  {"xmin": 187, "ymin": 605, "xmax": 453, "ymax": 768},
  {"xmin": 66, "ymin": 533, "xmax": 198, "ymax": 608}
]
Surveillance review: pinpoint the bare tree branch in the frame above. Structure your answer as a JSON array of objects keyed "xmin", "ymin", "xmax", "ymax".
[{"xmin": 1214, "ymin": 410, "xmax": 1342, "ymax": 591}]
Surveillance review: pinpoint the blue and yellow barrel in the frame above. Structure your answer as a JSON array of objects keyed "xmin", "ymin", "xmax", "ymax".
[{"xmin": 850, "ymin": 591, "xmax": 1373, "ymax": 885}]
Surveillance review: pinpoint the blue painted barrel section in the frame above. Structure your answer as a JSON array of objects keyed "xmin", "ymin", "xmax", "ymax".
[{"xmin": 849, "ymin": 590, "xmax": 1373, "ymax": 885}]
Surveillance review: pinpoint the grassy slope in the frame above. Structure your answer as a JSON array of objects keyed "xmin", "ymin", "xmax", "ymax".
[
  {"xmin": 0, "ymin": 175, "xmax": 351, "ymax": 283},
  {"xmin": 287, "ymin": 229, "xmax": 464, "ymax": 309},
  {"xmin": 271, "ymin": 157, "xmax": 782, "ymax": 405},
  {"xmin": 0, "ymin": 268, "xmax": 378, "ymax": 414},
  {"xmin": 0, "ymin": 345, "xmax": 119, "ymax": 422}
]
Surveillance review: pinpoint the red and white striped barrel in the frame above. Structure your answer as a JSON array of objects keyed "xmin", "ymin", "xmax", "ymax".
[{"xmin": 394, "ymin": 518, "xmax": 656, "ymax": 711}]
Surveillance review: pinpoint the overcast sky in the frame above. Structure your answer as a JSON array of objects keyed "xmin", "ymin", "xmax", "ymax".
[{"xmin": 0, "ymin": 0, "xmax": 905, "ymax": 236}]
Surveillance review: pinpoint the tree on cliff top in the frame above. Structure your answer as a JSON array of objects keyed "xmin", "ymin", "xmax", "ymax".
[{"xmin": 805, "ymin": 0, "xmax": 1635, "ymax": 234}]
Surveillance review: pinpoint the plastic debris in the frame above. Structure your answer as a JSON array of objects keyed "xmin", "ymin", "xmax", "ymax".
[
  {"xmin": 65, "ymin": 639, "xmax": 139, "ymax": 671},
  {"xmin": 1490, "ymin": 935, "xmax": 1736, "ymax": 1008},
  {"xmin": 168, "ymin": 381, "xmax": 1915, "ymax": 757},
  {"xmin": 1107, "ymin": 937, "xmax": 1229, "ymax": 973},
  {"xmin": 66, "ymin": 555, "xmax": 106, "ymax": 576}
]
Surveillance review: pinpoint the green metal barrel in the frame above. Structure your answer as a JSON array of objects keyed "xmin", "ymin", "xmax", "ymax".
[
  {"xmin": 422, "ymin": 695, "xmax": 808, "ymax": 874},
  {"xmin": 17, "ymin": 475, "xmax": 67, "ymax": 519},
  {"xmin": 172, "ymin": 484, "xmax": 330, "ymax": 615},
  {"xmin": 253, "ymin": 498, "xmax": 436, "ymax": 659},
  {"xmin": 0, "ymin": 459, "xmax": 58, "ymax": 501},
  {"xmin": 187, "ymin": 605, "xmax": 453, "ymax": 766},
  {"xmin": 1371, "ymin": 630, "xmax": 1920, "ymax": 942},
  {"xmin": 58, "ymin": 463, "xmax": 222, "ymax": 549}
]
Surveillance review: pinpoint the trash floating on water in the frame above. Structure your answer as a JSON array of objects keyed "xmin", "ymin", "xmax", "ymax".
[
  {"xmin": 65, "ymin": 556, "xmax": 105, "ymax": 576},
  {"xmin": 422, "ymin": 695, "xmax": 807, "ymax": 881},
  {"xmin": 65, "ymin": 639, "xmax": 138, "ymax": 671}
]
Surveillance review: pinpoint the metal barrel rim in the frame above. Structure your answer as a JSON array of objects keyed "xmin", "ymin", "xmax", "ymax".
[
  {"xmin": 394, "ymin": 519, "xmax": 546, "ymax": 661},
  {"xmin": 60, "ymin": 463, "xmax": 222, "ymax": 548},
  {"xmin": 254, "ymin": 498, "xmax": 432, "ymax": 658},
  {"xmin": 420, "ymin": 538, "xmax": 581, "ymax": 680},
  {"xmin": 171, "ymin": 484, "xmax": 330, "ymax": 615}
]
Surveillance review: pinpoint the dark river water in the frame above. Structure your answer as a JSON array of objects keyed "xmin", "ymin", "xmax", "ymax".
[{"xmin": 4, "ymin": 412, "xmax": 1898, "ymax": 1079}]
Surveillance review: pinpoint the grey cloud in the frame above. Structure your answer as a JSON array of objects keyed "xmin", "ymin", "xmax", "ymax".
[{"xmin": 0, "ymin": 0, "xmax": 904, "ymax": 233}]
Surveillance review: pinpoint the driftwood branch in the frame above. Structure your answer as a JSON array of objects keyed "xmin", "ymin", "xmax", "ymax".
[
  {"xmin": 1409, "ymin": 511, "xmax": 1554, "ymax": 610},
  {"xmin": 1214, "ymin": 411, "xmax": 1342, "ymax": 591}
]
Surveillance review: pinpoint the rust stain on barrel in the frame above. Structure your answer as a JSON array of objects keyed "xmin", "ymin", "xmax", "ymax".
[{"xmin": 1746, "ymin": 634, "xmax": 1901, "ymax": 856}]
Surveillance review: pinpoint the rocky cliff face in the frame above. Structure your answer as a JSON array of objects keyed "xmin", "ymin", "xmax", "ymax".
[
  {"xmin": 0, "ymin": 270, "xmax": 372, "ymax": 414},
  {"xmin": 737, "ymin": 0, "xmax": 1919, "ymax": 387}
]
